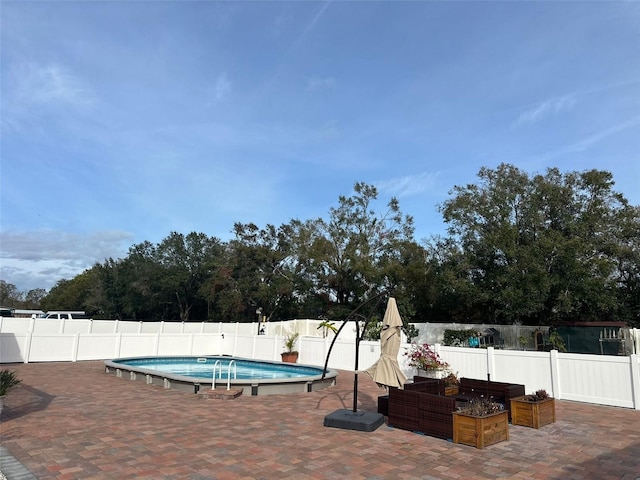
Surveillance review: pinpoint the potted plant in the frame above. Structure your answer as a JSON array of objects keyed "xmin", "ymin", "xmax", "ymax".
[
  {"xmin": 316, "ymin": 320, "xmax": 337, "ymax": 338},
  {"xmin": 404, "ymin": 342, "xmax": 449, "ymax": 378},
  {"xmin": 281, "ymin": 332, "xmax": 299, "ymax": 363},
  {"xmin": 0, "ymin": 369, "xmax": 22, "ymax": 416},
  {"xmin": 510, "ymin": 388, "xmax": 556, "ymax": 428},
  {"xmin": 443, "ymin": 371, "xmax": 460, "ymax": 396},
  {"xmin": 453, "ymin": 397, "xmax": 509, "ymax": 449},
  {"xmin": 517, "ymin": 335, "xmax": 528, "ymax": 350}
]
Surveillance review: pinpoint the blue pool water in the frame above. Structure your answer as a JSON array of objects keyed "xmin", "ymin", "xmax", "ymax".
[{"xmin": 118, "ymin": 356, "xmax": 325, "ymax": 380}]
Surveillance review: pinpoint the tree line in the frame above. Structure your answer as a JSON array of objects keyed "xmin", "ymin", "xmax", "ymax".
[{"xmin": 3, "ymin": 164, "xmax": 639, "ymax": 327}]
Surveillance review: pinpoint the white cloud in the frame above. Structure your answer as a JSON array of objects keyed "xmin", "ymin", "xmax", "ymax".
[
  {"xmin": 514, "ymin": 95, "xmax": 577, "ymax": 126},
  {"xmin": 11, "ymin": 62, "xmax": 94, "ymax": 108},
  {"xmin": 541, "ymin": 114, "xmax": 640, "ymax": 158},
  {"xmin": 376, "ymin": 172, "xmax": 441, "ymax": 197},
  {"xmin": 0, "ymin": 230, "xmax": 134, "ymax": 291}
]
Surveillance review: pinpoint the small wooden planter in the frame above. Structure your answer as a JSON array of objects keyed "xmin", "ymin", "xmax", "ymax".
[
  {"xmin": 510, "ymin": 396, "xmax": 556, "ymax": 429},
  {"xmin": 444, "ymin": 386, "xmax": 459, "ymax": 396},
  {"xmin": 452, "ymin": 410, "xmax": 509, "ymax": 449}
]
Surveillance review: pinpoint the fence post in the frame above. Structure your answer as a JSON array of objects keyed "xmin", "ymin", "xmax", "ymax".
[
  {"xmin": 630, "ymin": 354, "xmax": 640, "ymax": 410},
  {"xmin": 23, "ymin": 331, "xmax": 33, "ymax": 363},
  {"xmin": 487, "ymin": 347, "xmax": 495, "ymax": 380},
  {"xmin": 550, "ymin": 349, "xmax": 560, "ymax": 399},
  {"xmin": 115, "ymin": 332, "xmax": 122, "ymax": 358},
  {"xmin": 72, "ymin": 333, "xmax": 80, "ymax": 362}
]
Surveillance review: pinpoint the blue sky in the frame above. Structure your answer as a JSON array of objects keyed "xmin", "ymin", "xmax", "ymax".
[{"xmin": 1, "ymin": 1, "xmax": 639, "ymax": 292}]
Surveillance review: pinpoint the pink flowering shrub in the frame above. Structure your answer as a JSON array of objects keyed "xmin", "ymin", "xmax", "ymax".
[{"xmin": 404, "ymin": 343, "xmax": 449, "ymax": 371}]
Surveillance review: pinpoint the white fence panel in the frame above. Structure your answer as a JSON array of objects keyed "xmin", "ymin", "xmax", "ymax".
[
  {"xmin": 300, "ymin": 337, "xmax": 330, "ymax": 367},
  {"xmin": 117, "ymin": 321, "xmax": 142, "ymax": 333},
  {"xmin": 232, "ymin": 334, "xmax": 255, "ymax": 358},
  {"xmin": 358, "ymin": 340, "xmax": 383, "ymax": 372},
  {"xmin": 182, "ymin": 323, "xmax": 203, "ymax": 334},
  {"xmin": 160, "ymin": 323, "xmax": 184, "ymax": 334},
  {"xmin": 118, "ymin": 334, "xmax": 158, "ymax": 358},
  {"xmin": 32, "ymin": 320, "xmax": 64, "ymax": 334},
  {"xmin": 29, "ymin": 335, "xmax": 75, "ymax": 362},
  {"xmin": 76, "ymin": 334, "xmax": 118, "ymax": 361},
  {"xmin": 158, "ymin": 334, "xmax": 192, "ymax": 355},
  {"xmin": 236, "ymin": 323, "xmax": 258, "ymax": 336},
  {"xmin": 439, "ymin": 346, "xmax": 489, "ymax": 380},
  {"xmin": 0, "ymin": 318, "xmax": 31, "ymax": 334},
  {"xmin": 323, "ymin": 338, "xmax": 357, "ymax": 370},
  {"xmin": 557, "ymin": 353, "xmax": 634, "ymax": 408},
  {"xmin": 191, "ymin": 334, "xmax": 223, "ymax": 356},
  {"xmin": 495, "ymin": 350, "xmax": 554, "ymax": 394},
  {"xmin": 0, "ymin": 333, "xmax": 27, "ymax": 362},
  {"xmin": 63, "ymin": 319, "xmax": 92, "ymax": 334},
  {"xmin": 139, "ymin": 322, "xmax": 162, "ymax": 334},
  {"xmin": 492, "ymin": 349, "xmax": 545, "ymax": 385},
  {"xmin": 202, "ymin": 323, "xmax": 221, "ymax": 334},
  {"xmin": 91, "ymin": 320, "xmax": 118, "ymax": 333},
  {"xmin": 252, "ymin": 336, "xmax": 276, "ymax": 361}
]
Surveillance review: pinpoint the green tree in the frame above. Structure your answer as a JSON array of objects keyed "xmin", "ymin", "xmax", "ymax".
[
  {"xmin": 439, "ymin": 164, "xmax": 639, "ymax": 325},
  {"xmin": 308, "ymin": 182, "xmax": 415, "ymax": 318},
  {"xmin": 0, "ymin": 280, "xmax": 22, "ymax": 306},
  {"xmin": 24, "ymin": 288, "xmax": 47, "ymax": 308},
  {"xmin": 40, "ymin": 273, "xmax": 93, "ymax": 312},
  {"xmin": 155, "ymin": 232, "xmax": 223, "ymax": 321},
  {"xmin": 207, "ymin": 222, "xmax": 303, "ymax": 322}
]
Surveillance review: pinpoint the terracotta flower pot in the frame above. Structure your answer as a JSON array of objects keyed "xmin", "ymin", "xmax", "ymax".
[{"xmin": 281, "ymin": 352, "xmax": 299, "ymax": 363}]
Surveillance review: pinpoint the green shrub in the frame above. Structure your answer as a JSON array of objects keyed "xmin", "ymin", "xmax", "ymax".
[{"xmin": 0, "ymin": 370, "xmax": 21, "ymax": 396}]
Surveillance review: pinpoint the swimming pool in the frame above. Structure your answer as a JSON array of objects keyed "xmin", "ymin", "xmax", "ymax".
[{"xmin": 104, "ymin": 356, "xmax": 338, "ymax": 396}]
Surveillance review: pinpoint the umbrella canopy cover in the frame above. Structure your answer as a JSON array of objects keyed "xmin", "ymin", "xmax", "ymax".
[{"xmin": 365, "ymin": 297, "xmax": 408, "ymax": 389}]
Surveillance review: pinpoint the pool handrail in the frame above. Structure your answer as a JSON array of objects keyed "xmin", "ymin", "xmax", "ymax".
[{"xmin": 212, "ymin": 359, "xmax": 237, "ymax": 390}]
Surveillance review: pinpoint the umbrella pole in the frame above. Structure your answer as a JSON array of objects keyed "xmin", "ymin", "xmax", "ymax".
[
  {"xmin": 323, "ymin": 290, "xmax": 389, "ymax": 432},
  {"xmin": 353, "ymin": 320, "xmax": 360, "ymax": 413}
]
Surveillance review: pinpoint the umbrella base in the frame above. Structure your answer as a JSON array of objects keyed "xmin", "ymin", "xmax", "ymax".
[{"xmin": 324, "ymin": 409, "xmax": 385, "ymax": 432}]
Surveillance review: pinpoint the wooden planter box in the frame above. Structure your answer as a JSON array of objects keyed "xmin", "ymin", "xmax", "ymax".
[
  {"xmin": 444, "ymin": 386, "xmax": 459, "ymax": 396},
  {"xmin": 510, "ymin": 397, "xmax": 556, "ymax": 428},
  {"xmin": 452, "ymin": 410, "xmax": 509, "ymax": 449}
]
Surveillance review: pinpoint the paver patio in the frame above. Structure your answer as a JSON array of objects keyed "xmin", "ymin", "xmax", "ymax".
[{"xmin": 1, "ymin": 361, "xmax": 639, "ymax": 479}]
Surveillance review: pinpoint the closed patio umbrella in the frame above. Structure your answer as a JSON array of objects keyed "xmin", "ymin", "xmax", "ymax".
[{"xmin": 366, "ymin": 297, "xmax": 407, "ymax": 389}]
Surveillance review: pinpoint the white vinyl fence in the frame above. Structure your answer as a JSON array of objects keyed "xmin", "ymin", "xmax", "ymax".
[{"xmin": 1, "ymin": 317, "xmax": 639, "ymax": 410}]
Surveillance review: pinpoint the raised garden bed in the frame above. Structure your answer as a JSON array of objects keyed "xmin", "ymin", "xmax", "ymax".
[
  {"xmin": 453, "ymin": 410, "xmax": 509, "ymax": 449},
  {"xmin": 458, "ymin": 377, "xmax": 525, "ymax": 421},
  {"xmin": 510, "ymin": 396, "xmax": 556, "ymax": 428}
]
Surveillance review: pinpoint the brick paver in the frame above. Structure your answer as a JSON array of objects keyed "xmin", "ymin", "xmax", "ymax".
[{"xmin": 1, "ymin": 361, "xmax": 639, "ymax": 479}]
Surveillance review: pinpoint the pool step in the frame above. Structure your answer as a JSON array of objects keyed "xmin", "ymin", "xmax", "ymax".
[{"xmin": 197, "ymin": 388, "xmax": 243, "ymax": 400}]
